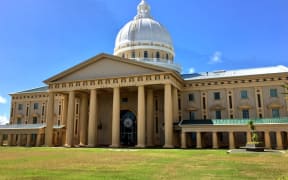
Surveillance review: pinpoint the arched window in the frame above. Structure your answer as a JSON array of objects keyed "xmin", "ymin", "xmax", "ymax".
[
  {"xmin": 156, "ymin": 52, "xmax": 160, "ymax": 59},
  {"xmin": 166, "ymin": 53, "xmax": 169, "ymax": 60},
  {"xmin": 144, "ymin": 51, "xmax": 148, "ymax": 58}
]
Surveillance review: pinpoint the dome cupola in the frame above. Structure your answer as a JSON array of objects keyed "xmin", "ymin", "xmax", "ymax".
[{"xmin": 114, "ymin": 0, "xmax": 181, "ymax": 72}]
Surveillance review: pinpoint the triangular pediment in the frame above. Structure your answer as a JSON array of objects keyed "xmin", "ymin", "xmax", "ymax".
[{"xmin": 44, "ymin": 53, "xmax": 172, "ymax": 83}]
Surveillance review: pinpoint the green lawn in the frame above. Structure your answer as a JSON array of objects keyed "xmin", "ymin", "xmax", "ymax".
[{"xmin": 0, "ymin": 147, "xmax": 287, "ymax": 180}]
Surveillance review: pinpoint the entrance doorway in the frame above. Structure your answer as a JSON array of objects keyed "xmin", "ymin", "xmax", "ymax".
[{"xmin": 120, "ymin": 110, "xmax": 137, "ymax": 146}]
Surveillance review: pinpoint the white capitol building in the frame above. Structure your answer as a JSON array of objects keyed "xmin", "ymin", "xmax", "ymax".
[{"xmin": 0, "ymin": 0, "xmax": 288, "ymax": 150}]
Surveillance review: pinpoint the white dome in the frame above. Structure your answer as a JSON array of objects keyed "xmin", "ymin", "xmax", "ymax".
[
  {"xmin": 114, "ymin": 0, "xmax": 174, "ymax": 54},
  {"xmin": 115, "ymin": 18, "xmax": 173, "ymax": 49},
  {"xmin": 113, "ymin": 0, "xmax": 181, "ymax": 72}
]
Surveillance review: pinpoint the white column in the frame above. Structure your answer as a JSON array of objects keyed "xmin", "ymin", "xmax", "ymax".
[
  {"xmin": 212, "ymin": 132, "xmax": 218, "ymax": 149},
  {"xmin": 36, "ymin": 134, "xmax": 41, "ymax": 147},
  {"xmin": 181, "ymin": 131, "xmax": 187, "ymax": 149},
  {"xmin": 45, "ymin": 92, "xmax": 54, "ymax": 147},
  {"xmin": 146, "ymin": 89, "xmax": 154, "ymax": 147},
  {"xmin": 136, "ymin": 85, "xmax": 146, "ymax": 148},
  {"xmin": 8, "ymin": 134, "xmax": 12, "ymax": 146},
  {"xmin": 79, "ymin": 93, "xmax": 89, "ymax": 146},
  {"xmin": 229, "ymin": 131, "xmax": 235, "ymax": 149},
  {"xmin": 26, "ymin": 134, "xmax": 31, "ymax": 147},
  {"xmin": 110, "ymin": 87, "xmax": 120, "ymax": 147},
  {"xmin": 276, "ymin": 131, "xmax": 283, "ymax": 150},
  {"xmin": 65, "ymin": 91, "xmax": 75, "ymax": 147},
  {"xmin": 264, "ymin": 131, "xmax": 271, "ymax": 149},
  {"xmin": 17, "ymin": 134, "xmax": 22, "ymax": 146},
  {"xmin": 196, "ymin": 132, "xmax": 202, "ymax": 148},
  {"xmin": 163, "ymin": 83, "xmax": 174, "ymax": 148},
  {"xmin": 88, "ymin": 89, "xmax": 98, "ymax": 147}
]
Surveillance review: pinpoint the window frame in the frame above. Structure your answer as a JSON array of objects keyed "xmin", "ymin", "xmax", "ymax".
[{"xmin": 214, "ymin": 92, "xmax": 221, "ymax": 100}]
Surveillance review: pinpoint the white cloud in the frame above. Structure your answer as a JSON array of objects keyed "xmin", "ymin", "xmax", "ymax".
[
  {"xmin": 209, "ymin": 51, "xmax": 222, "ymax": 64},
  {"xmin": 0, "ymin": 114, "xmax": 9, "ymax": 125},
  {"xmin": 0, "ymin": 96, "xmax": 7, "ymax": 104},
  {"xmin": 188, "ymin": 68, "xmax": 195, "ymax": 74}
]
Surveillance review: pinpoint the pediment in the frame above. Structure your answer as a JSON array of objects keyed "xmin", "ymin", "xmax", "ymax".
[{"xmin": 44, "ymin": 53, "xmax": 171, "ymax": 83}]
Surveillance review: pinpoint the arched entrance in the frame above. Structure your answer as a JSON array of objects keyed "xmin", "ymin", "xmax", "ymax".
[{"xmin": 120, "ymin": 110, "xmax": 137, "ymax": 146}]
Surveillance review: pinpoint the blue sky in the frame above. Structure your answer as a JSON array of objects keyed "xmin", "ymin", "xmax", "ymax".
[{"xmin": 0, "ymin": 0, "xmax": 287, "ymax": 124}]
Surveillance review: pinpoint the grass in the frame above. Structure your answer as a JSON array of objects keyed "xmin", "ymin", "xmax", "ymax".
[{"xmin": 0, "ymin": 147, "xmax": 287, "ymax": 180}]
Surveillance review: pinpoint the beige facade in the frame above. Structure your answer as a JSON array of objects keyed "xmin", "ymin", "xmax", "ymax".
[{"xmin": 1, "ymin": 0, "xmax": 288, "ymax": 149}]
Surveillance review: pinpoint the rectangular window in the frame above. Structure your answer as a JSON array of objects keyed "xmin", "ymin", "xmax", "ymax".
[
  {"xmin": 131, "ymin": 51, "xmax": 135, "ymax": 58},
  {"xmin": 241, "ymin": 90, "xmax": 248, "ymax": 99},
  {"xmin": 242, "ymin": 109, "xmax": 249, "ymax": 119},
  {"xmin": 58, "ymin": 105, "xmax": 62, "ymax": 115},
  {"xmin": 121, "ymin": 98, "xmax": 128, "ymax": 103},
  {"xmin": 188, "ymin": 93, "xmax": 194, "ymax": 101},
  {"xmin": 33, "ymin": 117, "xmax": 37, "ymax": 124},
  {"xmin": 214, "ymin": 92, "xmax": 221, "ymax": 100},
  {"xmin": 17, "ymin": 118, "xmax": 21, "ymax": 124},
  {"xmin": 144, "ymin": 51, "xmax": 148, "ymax": 58},
  {"xmin": 42, "ymin": 105, "xmax": 45, "ymax": 116},
  {"xmin": 18, "ymin": 104, "xmax": 23, "ymax": 111},
  {"xmin": 155, "ymin": 117, "xmax": 159, "ymax": 134},
  {"xmin": 155, "ymin": 99, "xmax": 158, "ymax": 112},
  {"xmin": 270, "ymin": 89, "xmax": 278, "ymax": 97},
  {"xmin": 257, "ymin": 94, "xmax": 262, "ymax": 108},
  {"xmin": 215, "ymin": 110, "xmax": 221, "ymax": 119},
  {"xmin": 76, "ymin": 104, "xmax": 79, "ymax": 114},
  {"xmin": 33, "ymin": 103, "xmax": 39, "ymax": 110},
  {"xmin": 189, "ymin": 111, "xmax": 195, "ymax": 120},
  {"xmin": 202, "ymin": 97, "xmax": 206, "ymax": 109},
  {"xmin": 229, "ymin": 96, "xmax": 233, "ymax": 109},
  {"xmin": 26, "ymin": 106, "xmax": 29, "ymax": 116},
  {"xmin": 272, "ymin": 109, "xmax": 280, "ymax": 118},
  {"xmin": 178, "ymin": 99, "xmax": 181, "ymax": 110}
]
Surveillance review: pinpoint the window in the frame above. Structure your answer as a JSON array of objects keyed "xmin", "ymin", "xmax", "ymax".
[
  {"xmin": 257, "ymin": 94, "xmax": 262, "ymax": 108},
  {"xmin": 17, "ymin": 118, "xmax": 21, "ymax": 124},
  {"xmin": 189, "ymin": 111, "xmax": 195, "ymax": 120},
  {"xmin": 34, "ymin": 103, "xmax": 39, "ymax": 110},
  {"xmin": 202, "ymin": 97, "xmax": 206, "ymax": 109},
  {"xmin": 18, "ymin": 104, "xmax": 23, "ymax": 111},
  {"xmin": 188, "ymin": 93, "xmax": 194, "ymax": 101},
  {"xmin": 121, "ymin": 98, "xmax": 128, "ymax": 103},
  {"xmin": 215, "ymin": 110, "xmax": 221, "ymax": 119},
  {"xmin": 156, "ymin": 52, "xmax": 160, "ymax": 59},
  {"xmin": 58, "ymin": 105, "xmax": 62, "ymax": 115},
  {"xmin": 42, "ymin": 105, "xmax": 45, "ymax": 116},
  {"xmin": 33, "ymin": 117, "xmax": 37, "ymax": 124},
  {"xmin": 214, "ymin": 92, "xmax": 221, "ymax": 100},
  {"xmin": 166, "ymin": 53, "xmax": 169, "ymax": 60},
  {"xmin": 242, "ymin": 109, "xmax": 249, "ymax": 119},
  {"xmin": 272, "ymin": 109, "xmax": 280, "ymax": 118},
  {"xmin": 229, "ymin": 96, "xmax": 233, "ymax": 109},
  {"xmin": 270, "ymin": 89, "xmax": 278, "ymax": 97},
  {"xmin": 241, "ymin": 90, "xmax": 248, "ymax": 99},
  {"xmin": 144, "ymin": 51, "xmax": 148, "ymax": 58},
  {"xmin": 131, "ymin": 51, "xmax": 135, "ymax": 58}
]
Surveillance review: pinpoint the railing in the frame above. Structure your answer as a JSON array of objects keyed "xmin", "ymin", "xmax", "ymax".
[
  {"xmin": 212, "ymin": 117, "xmax": 288, "ymax": 125},
  {"xmin": 0, "ymin": 123, "xmax": 65, "ymax": 130},
  {"xmin": 180, "ymin": 117, "xmax": 288, "ymax": 126},
  {"xmin": 0, "ymin": 123, "xmax": 46, "ymax": 129}
]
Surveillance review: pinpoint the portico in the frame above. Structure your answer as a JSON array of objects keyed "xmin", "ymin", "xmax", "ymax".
[{"xmin": 42, "ymin": 54, "xmax": 182, "ymax": 148}]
